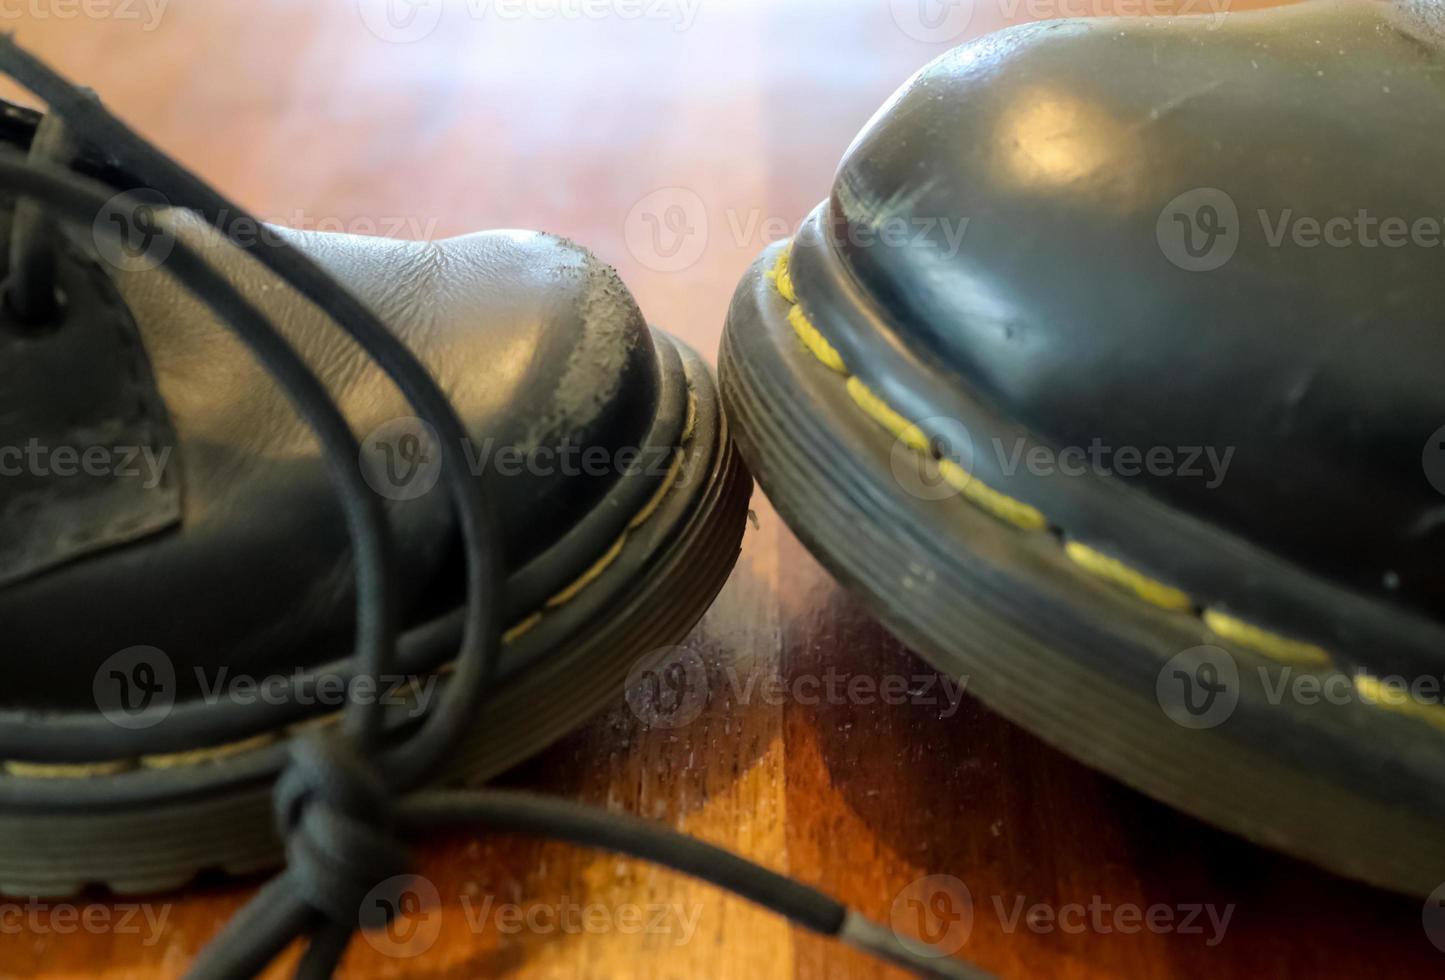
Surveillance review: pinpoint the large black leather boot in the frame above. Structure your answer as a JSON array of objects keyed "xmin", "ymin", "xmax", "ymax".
[{"xmin": 722, "ymin": 0, "xmax": 1445, "ymax": 895}]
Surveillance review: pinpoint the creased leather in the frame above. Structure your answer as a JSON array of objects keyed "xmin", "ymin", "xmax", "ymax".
[{"xmin": 0, "ymin": 213, "xmax": 660, "ymax": 710}]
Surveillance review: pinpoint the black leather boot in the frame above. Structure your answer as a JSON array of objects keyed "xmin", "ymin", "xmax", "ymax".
[
  {"xmin": 0, "ymin": 46, "xmax": 761, "ymax": 895},
  {"xmin": 722, "ymin": 0, "xmax": 1445, "ymax": 895}
]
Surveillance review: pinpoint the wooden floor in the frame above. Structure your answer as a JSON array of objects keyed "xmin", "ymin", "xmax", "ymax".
[{"xmin": 2, "ymin": 0, "xmax": 1439, "ymax": 977}]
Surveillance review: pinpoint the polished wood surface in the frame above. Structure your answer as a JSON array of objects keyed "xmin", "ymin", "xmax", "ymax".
[{"xmin": 1, "ymin": 1, "xmax": 1438, "ymax": 977}]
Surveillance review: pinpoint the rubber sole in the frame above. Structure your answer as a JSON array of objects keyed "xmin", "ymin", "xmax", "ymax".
[
  {"xmin": 721, "ymin": 240, "xmax": 1445, "ymax": 898},
  {"xmin": 0, "ymin": 336, "xmax": 751, "ymax": 897}
]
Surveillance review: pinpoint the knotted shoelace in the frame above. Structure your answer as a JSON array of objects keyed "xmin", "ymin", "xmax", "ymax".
[{"xmin": 0, "ymin": 35, "xmax": 990, "ymax": 980}]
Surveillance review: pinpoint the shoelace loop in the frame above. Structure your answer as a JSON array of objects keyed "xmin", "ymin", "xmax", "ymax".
[{"xmin": 273, "ymin": 733, "xmax": 411, "ymax": 930}]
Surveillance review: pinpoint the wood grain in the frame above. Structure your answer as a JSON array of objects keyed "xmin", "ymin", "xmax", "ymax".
[{"xmin": 0, "ymin": 1, "xmax": 1438, "ymax": 977}]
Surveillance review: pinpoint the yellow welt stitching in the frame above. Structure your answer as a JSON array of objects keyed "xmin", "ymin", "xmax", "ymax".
[
  {"xmin": 494, "ymin": 397, "xmax": 693, "ymax": 633},
  {"xmin": 845, "ymin": 377, "xmax": 930, "ymax": 454},
  {"xmin": 502, "ymin": 612, "xmax": 543, "ymax": 645},
  {"xmin": 787, "ymin": 305, "xmax": 847, "ymax": 375},
  {"xmin": 1203, "ymin": 610, "xmax": 1333, "ymax": 668},
  {"xmin": 545, "ymin": 535, "xmax": 628, "ymax": 610},
  {"xmin": 631, "ymin": 449, "xmax": 687, "ymax": 531},
  {"xmin": 766, "ymin": 238, "xmax": 1346, "ymax": 688},
  {"xmin": 1354, "ymin": 674, "xmax": 1445, "ymax": 733},
  {"xmin": 141, "ymin": 733, "xmax": 279, "ymax": 770},
  {"xmin": 938, "ymin": 459, "xmax": 1048, "ymax": 532},
  {"xmin": 775, "ymin": 246, "xmax": 1043, "ymax": 535},
  {"xmin": 775, "ymin": 244, "xmax": 845, "ymax": 373},
  {"xmin": 1064, "ymin": 542, "xmax": 1194, "ymax": 612},
  {"xmin": 1, "ymin": 387, "xmax": 700, "ymax": 778},
  {"xmin": 682, "ymin": 389, "xmax": 698, "ymax": 444},
  {"xmin": 768, "ymin": 247, "xmax": 798, "ymax": 303},
  {"xmin": 4, "ymin": 759, "xmax": 133, "ymax": 778}
]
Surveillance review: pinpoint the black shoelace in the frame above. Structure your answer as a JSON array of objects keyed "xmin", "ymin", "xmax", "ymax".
[{"xmin": 0, "ymin": 35, "xmax": 991, "ymax": 980}]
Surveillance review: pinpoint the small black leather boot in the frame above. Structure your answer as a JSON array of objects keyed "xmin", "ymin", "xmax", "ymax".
[
  {"xmin": 722, "ymin": 0, "xmax": 1445, "ymax": 895},
  {"xmin": 0, "ymin": 46, "xmax": 760, "ymax": 895}
]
